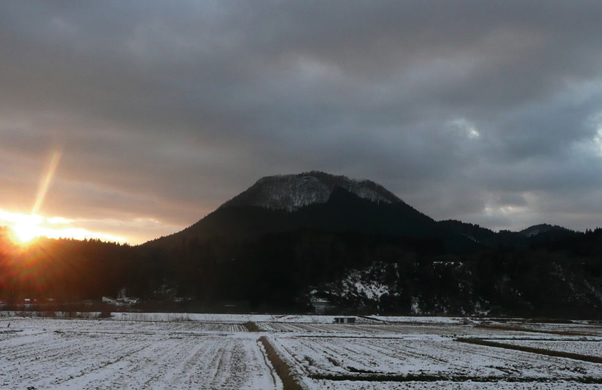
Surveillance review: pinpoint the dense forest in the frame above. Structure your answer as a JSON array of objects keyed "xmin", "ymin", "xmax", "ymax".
[{"xmin": 1, "ymin": 224, "xmax": 602, "ymax": 318}]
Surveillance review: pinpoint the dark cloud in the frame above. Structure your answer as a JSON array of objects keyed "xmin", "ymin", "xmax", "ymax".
[{"xmin": 1, "ymin": 0, "xmax": 602, "ymax": 243}]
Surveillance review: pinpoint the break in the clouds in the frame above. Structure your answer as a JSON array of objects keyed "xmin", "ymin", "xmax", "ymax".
[{"xmin": 1, "ymin": 0, "xmax": 602, "ymax": 243}]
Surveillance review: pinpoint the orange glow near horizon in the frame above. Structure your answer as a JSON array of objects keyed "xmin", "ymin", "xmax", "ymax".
[
  {"xmin": 8, "ymin": 214, "xmax": 43, "ymax": 245},
  {"xmin": 1, "ymin": 210, "xmax": 127, "ymax": 245},
  {"xmin": 1, "ymin": 150, "xmax": 128, "ymax": 245}
]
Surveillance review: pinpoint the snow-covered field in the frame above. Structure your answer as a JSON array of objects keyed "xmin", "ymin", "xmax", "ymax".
[
  {"xmin": 500, "ymin": 338, "xmax": 602, "ymax": 359},
  {"xmin": 1, "ymin": 314, "xmax": 601, "ymax": 389},
  {"xmin": 274, "ymin": 335, "xmax": 602, "ymax": 387},
  {"xmin": 307, "ymin": 381, "xmax": 602, "ymax": 389},
  {"xmin": 0, "ymin": 318, "xmax": 277, "ymax": 390}
]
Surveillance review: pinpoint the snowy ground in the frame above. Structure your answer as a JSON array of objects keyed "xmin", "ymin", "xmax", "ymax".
[
  {"xmin": 0, "ymin": 314, "xmax": 601, "ymax": 389},
  {"xmin": 497, "ymin": 338, "xmax": 602, "ymax": 358},
  {"xmin": 0, "ymin": 318, "xmax": 278, "ymax": 390}
]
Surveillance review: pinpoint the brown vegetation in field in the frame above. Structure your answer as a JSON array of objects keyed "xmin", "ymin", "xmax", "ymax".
[
  {"xmin": 243, "ymin": 321, "xmax": 260, "ymax": 332},
  {"xmin": 259, "ymin": 336, "xmax": 304, "ymax": 390}
]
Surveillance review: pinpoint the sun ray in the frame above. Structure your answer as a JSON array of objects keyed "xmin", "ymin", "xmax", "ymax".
[
  {"xmin": 1, "ymin": 149, "xmax": 128, "ymax": 245},
  {"xmin": 31, "ymin": 150, "xmax": 62, "ymax": 216}
]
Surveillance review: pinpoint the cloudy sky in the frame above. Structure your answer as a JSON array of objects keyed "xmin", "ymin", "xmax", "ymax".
[{"xmin": 2, "ymin": 1, "xmax": 602, "ymax": 244}]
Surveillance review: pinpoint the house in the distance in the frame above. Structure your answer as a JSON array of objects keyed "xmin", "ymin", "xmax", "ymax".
[{"xmin": 334, "ymin": 317, "xmax": 356, "ymax": 324}]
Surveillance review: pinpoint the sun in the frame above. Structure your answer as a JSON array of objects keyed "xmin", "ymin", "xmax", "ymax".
[
  {"xmin": 9, "ymin": 217, "xmax": 42, "ymax": 245},
  {"xmin": 1, "ymin": 210, "xmax": 128, "ymax": 245}
]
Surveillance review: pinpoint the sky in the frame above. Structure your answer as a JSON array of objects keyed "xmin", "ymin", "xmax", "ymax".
[{"xmin": 1, "ymin": 1, "xmax": 602, "ymax": 244}]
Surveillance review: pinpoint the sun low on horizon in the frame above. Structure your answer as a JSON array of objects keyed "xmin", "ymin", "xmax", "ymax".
[
  {"xmin": 8, "ymin": 214, "xmax": 40, "ymax": 245},
  {"xmin": 0, "ymin": 210, "xmax": 128, "ymax": 246},
  {"xmin": 1, "ymin": 150, "xmax": 129, "ymax": 246}
]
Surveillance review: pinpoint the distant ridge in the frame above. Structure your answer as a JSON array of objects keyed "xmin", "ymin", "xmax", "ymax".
[{"xmin": 519, "ymin": 223, "xmax": 572, "ymax": 237}]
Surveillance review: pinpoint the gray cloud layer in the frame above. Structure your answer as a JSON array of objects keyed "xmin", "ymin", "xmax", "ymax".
[{"xmin": 2, "ymin": 1, "xmax": 602, "ymax": 242}]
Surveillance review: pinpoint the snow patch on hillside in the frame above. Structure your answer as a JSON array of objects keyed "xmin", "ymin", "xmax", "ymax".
[
  {"xmin": 221, "ymin": 171, "xmax": 400, "ymax": 211},
  {"xmin": 321, "ymin": 263, "xmax": 397, "ymax": 306}
]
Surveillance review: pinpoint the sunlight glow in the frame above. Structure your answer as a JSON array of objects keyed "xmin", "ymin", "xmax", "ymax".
[
  {"xmin": 0, "ymin": 150, "xmax": 127, "ymax": 244},
  {"xmin": 1, "ymin": 210, "xmax": 127, "ymax": 244},
  {"xmin": 10, "ymin": 215, "xmax": 43, "ymax": 244}
]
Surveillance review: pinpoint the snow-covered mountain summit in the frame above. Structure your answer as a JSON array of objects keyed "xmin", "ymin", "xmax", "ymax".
[{"xmin": 220, "ymin": 171, "xmax": 401, "ymax": 212}]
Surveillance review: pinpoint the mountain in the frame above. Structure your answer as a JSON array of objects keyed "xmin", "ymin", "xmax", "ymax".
[
  {"xmin": 146, "ymin": 171, "xmax": 475, "ymax": 253},
  {"xmin": 221, "ymin": 171, "xmax": 401, "ymax": 211},
  {"xmin": 519, "ymin": 223, "xmax": 573, "ymax": 238},
  {"xmin": 146, "ymin": 171, "xmax": 579, "ymax": 254}
]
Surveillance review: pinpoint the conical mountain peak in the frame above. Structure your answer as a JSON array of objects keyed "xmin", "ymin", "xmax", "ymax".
[{"xmin": 220, "ymin": 171, "xmax": 401, "ymax": 212}]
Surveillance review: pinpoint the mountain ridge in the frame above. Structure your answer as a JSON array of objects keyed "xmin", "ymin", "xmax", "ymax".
[
  {"xmin": 145, "ymin": 171, "xmax": 474, "ymax": 251},
  {"xmin": 146, "ymin": 171, "xmax": 575, "ymax": 250}
]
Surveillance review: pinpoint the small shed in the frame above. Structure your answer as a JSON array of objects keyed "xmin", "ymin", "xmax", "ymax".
[
  {"xmin": 310, "ymin": 299, "xmax": 334, "ymax": 314},
  {"xmin": 334, "ymin": 317, "xmax": 356, "ymax": 324}
]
